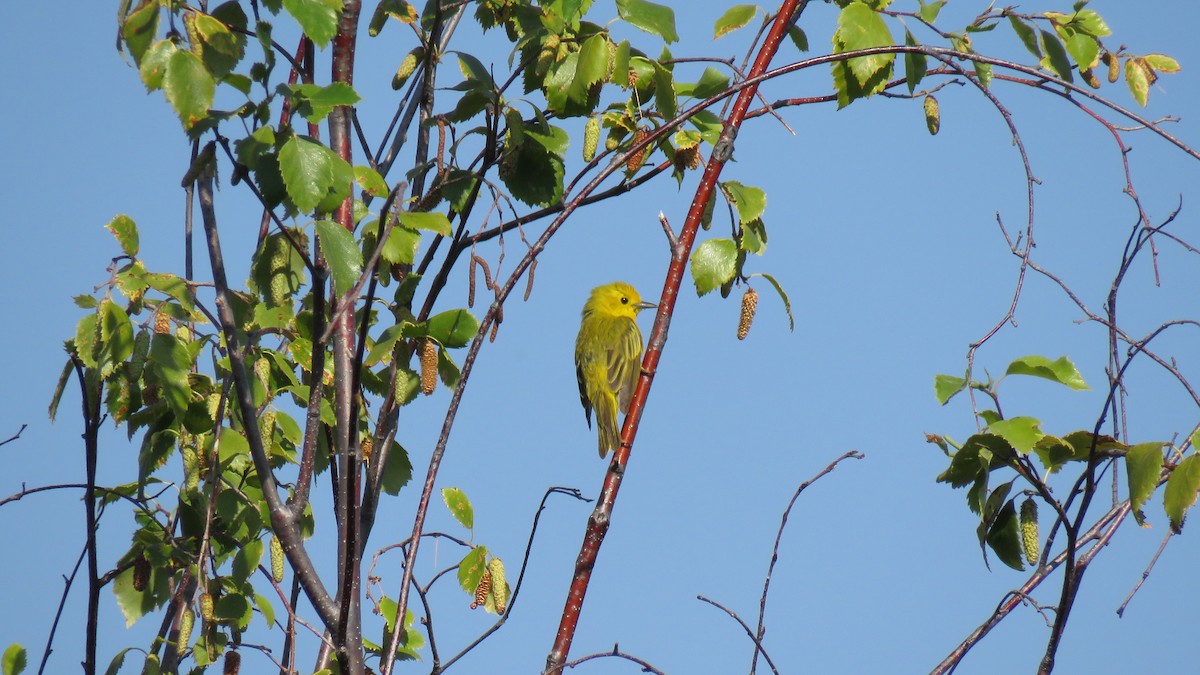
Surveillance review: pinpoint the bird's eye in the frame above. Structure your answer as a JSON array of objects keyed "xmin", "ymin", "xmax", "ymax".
[{"xmin": 620, "ymin": 297, "xmax": 629, "ymax": 304}]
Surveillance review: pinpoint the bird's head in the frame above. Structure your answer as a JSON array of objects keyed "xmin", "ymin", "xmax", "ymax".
[{"xmin": 585, "ymin": 282, "xmax": 657, "ymax": 320}]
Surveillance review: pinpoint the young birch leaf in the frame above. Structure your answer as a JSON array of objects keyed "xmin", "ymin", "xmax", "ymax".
[
  {"xmin": 1039, "ymin": 29, "xmax": 1074, "ymax": 81},
  {"xmin": 427, "ymin": 309, "xmax": 480, "ymax": 348},
  {"xmin": 139, "ymin": 40, "xmax": 176, "ymax": 91},
  {"xmin": 353, "ymin": 165, "xmax": 388, "ymax": 197},
  {"xmin": 934, "ymin": 374, "xmax": 966, "ymax": 404},
  {"xmin": 986, "ymin": 417, "xmax": 1044, "ymax": 455},
  {"xmin": 122, "ymin": 2, "xmax": 160, "ymax": 64},
  {"xmin": 398, "ymin": 211, "xmax": 452, "ymax": 236},
  {"xmin": 720, "ymin": 181, "xmax": 767, "ymax": 224},
  {"xmin": 282, "ymin": 0, "xmax": 341, "ymax": 47},
  {"xmin": 714, "ymin": 5, "xmax": 757, "ymax": 39},
  {"xmin": 1143, "ymin": 54, "xmax": 1182, "ymax": 73},
  {"xmin": 985, "ymin": 499, "xmax": 1025, "ymax": 571},
  {"xmin": 147, "ymin": 333, "xmax": 192, "ymax": 418},
  {"xmin": 314, "ymin": 220, "xmax": 362, "ymax": 296},
  {"xmin": 904, "ymin": 30, "xmax": 926, "ymax": 92},
  {"xmin": 570, "ymin": 34, "xmax": 609, "ymax": 105},
  {"xmin": 1005, "ymin": 355, "xmax": 1088, "ymax": 390},
  {"xmin": 456, "ymin": 546, "xmax": 488, "ymax": 593},
  {"xmin": 381, "ymin": 442, "xmax": 412, "ymax": 495},
  {"xmin": 279, "ymin": 136, "xmax": 336, "ymax": 213},
  {"xmin": 3, "ymin": 642, "xmax": 27, "ymax": 675},
  {"xmin": 1125, "ymin": 58, "xmax": 1150, "ymax": 107},
  {"xmin": 615, "ymin": 0, "xmax": 679, "ymax": 43},
  {"xmin": 1126, "ymin": 442, "xmax": 1165, "ymax": 526},
  {"xmin": 442, "ymin": 487, "xmax": 474, "ymax": 530},
  {"xmin": 749, "ymin": 272, "xmax": 794, "ymax": 330},
  {"xmin": 163, "ymin": 49, "xmax": 214, "ymax": 130},
  {"xmin": 918, "ymin": 0, "xmax": 945, "ymax": 22},
  {"xmin": 1065, "ymin": 32, "xmax": 1099, "ymax": 70},
  {"xmin": 1164, "ymin": 454, "xmax": 1200, "ymax": 533},
  {"xmin": 1007, "ymin": 16, "xmax": 1041, "ymax": 59},
  {"xmin": 691, "ymin": 238, "xmax": 738, "ymax": 296},
  {"xmin": 654, "ymin": 61, "xmax": 676, "ymax": 120},
  {"xmin": 106, "ymin": 214, "xmax": 140, "ymax": 257}
]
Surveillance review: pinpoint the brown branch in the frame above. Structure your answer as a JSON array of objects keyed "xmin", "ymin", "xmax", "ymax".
[
  {"xmin": 752, "ymin": 451, "xmax": 863, "ymax": 674},
  {"xmin": 545, "ymin": 1, "xmax": 812, "ymax": 671},
  {"xmin": 697, "ymin": 595, "xmax": 780, "ymax": 675}
]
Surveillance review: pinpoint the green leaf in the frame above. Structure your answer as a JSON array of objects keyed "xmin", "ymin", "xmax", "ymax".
[
  {"xmin": 918, "ymin": 0, "xmax": 945, "ymax": 22},
  {"xmin": 691, "ymin": 238, "xmax": 738, "ymax": 297},
  {"xmin": 99, "ymin": 299, "xmax": 135, "ymax": 374},
  {"xmin": 1032, "ymin": 434, "xmax": 1076, "ymax": 473},
  {"xmin": 1039, "ymin": 29, "xmax": 1074, "ymax": 81},
  {"xmin": 720, "ymin": 181, "xmax": 767, "ymax": 224},
  {"xmin": 442, "ymin": 487, "xmax": 474, "ymax": 530},
  {"xmin": 934, "ymin": 374, "xmax": 966, "ymax": 405},
  {"xmin": 1125, "ymin": 58, "xmax": 1150, "ymax": 107},
  {"xmin": 679, "ymin": 67, "xmax": 730, "ymax": 99},
  {"xmin": 428, "ymin": 309, "xmax": 480, "ymax": 349},
  {"xmin": 147, "ymin": 333, "xmax": 192, "ymax": 418},
  {"xmin": 398, "ymin": 211, "xmax": 452, "ymax": 236},
  {"xmin": 570, "ymin": 34, "xmax": 609, "ymax": 105},
  {"xmin": 381, "ymin": 227, "xmax": 421, "ymax": 266},
  {"xmin": 985, "ymin": 499, "xmax": 1025, "ymax": 571},
  {"xmin": 232, "ymin": 539, "xmax": 264, "ymax": 582},
  {"xmin": 139, "ymin": 39, "xmax": 176, "ymax": 91},
  {"xmin": 278, "ymin": 135, "xmax": 350, "ymax": 214},
  {"xmin": 112, "ymin": 560, "xmax": 167, "ymax": 627},
  {"xmin": 122, "ymin": 2, "xmax": 160, "ymax": 64},
  {"xmin": 904, "ymin": 30, "xmax": 926, "ymax": 93},
  {"xmin": 787, "ymin": 25, "xmax": 808, "ymax": 52},
  {"xmin": 456, "ymin": 545, "xmax": 489, "ymax": 594},
  {"xmin": 193, "ymin": 13, "xmax": 244, "ymax": 78},
  {"xmin": 105, "ymin": 214, "xmax": 140, "ymax": 257},
  {"xmin": 1126, "ymin": 442, "xmax": 1164, "ymax": 526},
  {"xmin": 1165, "ymin": 454, "xmax": 1200, "ymax": 533},
  {"xmin": 215, "ymin": 593, "xmax": 252, "ymax": 630},
  {"xmin": 103, "ymin": 648, "xmax": 135, "ymax": 675},
  {"xmin": 937, "ymin": 434, "xmax": 1015, "ymax": 488},
  {"xmin": 1143, "ymin": 54, "xmax": 1182, "ymax": 73},
  {"xmin": 1065, "ymin": 32, "xmax": 1099, "ymax": 70},
  {"xmin": 282, "ymin": 0, "xmax": 342, "ymax": 47},
  {"xmin": 1072, "ymin": 9, "xmax": 1111, "ymax": 37},
  {"xmin": 48, "ymin": 358, "xmax": 73, "ymax": 422},
  {"xmin": 832, "ymin": 3, "xmax": 895, "ymax": 107},
  {"xmin": 740, "ymin": 219, "xmax": 767, "ymax": 255},
  {"xmin": 437, "ymin": 347, "xmax": 460, "ymax": 389},
  {"xmin": 381, "ymin": 442, "xmax": 413, "ymax": 495},
  {"xmin": 653, "ymin": 61, "xmax": 676, "ymax": 120},
  {"xmin": 163, "ymin": 49, "xmax": 214, "ymax": 129},
  {"xmin": 3, "ymin": 644, "xmax": 27, "ymax": 675},
  {"xmin": 354, "ymin": 165, "xmax": 388, "ymax": 197},
  {"xmin": 368, "ymin": 0, "xmax": 417, "ymax": 36},
  {"xmin": 749, "ymin": 273, "xmax": 794, "ymax": 331},
  {"xmin": 1005, "ymin": 355, "xmax": 1088, "ymax": 390},
  {"xmin": 986, "ymin": 417, "xmax": 1044, "ymax": 455},
  {"xmin": 714, "ymin": 5, "xmax": 757, "ymax": 39},
  {"xmin": 314, "ymin": 220, "xmax": 363, "ymax": 296},
  {"xmin": 1007, "ymin": 16, "xmax": 1041, "ymax": 59},
  {"xmin": 282, "ymin": 82, "xmax": 361, "ymax": 122},
  {"xmin": 616, "ymin": 0, "xmax": 678, "ymax": 43}
]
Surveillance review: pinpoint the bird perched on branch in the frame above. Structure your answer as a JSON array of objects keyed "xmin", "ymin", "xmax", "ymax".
[{"xmin": 574, "ymin": 282, "xmax": 657, "ymax": 458}]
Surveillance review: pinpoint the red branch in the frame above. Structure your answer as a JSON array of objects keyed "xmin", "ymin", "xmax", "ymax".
[{"xmin": 542, "ymin": 1, "xmax": 809, "ymax": 672}]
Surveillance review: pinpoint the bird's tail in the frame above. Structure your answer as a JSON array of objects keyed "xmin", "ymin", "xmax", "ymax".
[{"xmin": 594, "ymin": 392, "xmax": 619, "ymax": 458}]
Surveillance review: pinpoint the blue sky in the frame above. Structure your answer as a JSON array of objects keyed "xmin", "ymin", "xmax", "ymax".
[{"xmin": 3, "ymin": 1, "xmax": 1200, "ymax": 673}]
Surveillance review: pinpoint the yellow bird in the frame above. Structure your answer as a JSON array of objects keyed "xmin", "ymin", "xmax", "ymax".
[{"xmin": 574, "ymin": 282, "xmax": 657, "ymax": 458}]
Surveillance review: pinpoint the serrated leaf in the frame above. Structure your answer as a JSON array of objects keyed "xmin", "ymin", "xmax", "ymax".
[
  {"xmin": 354, "ymin": 165, "xmax": 388, "ymax": 197},
  {"xmin": 714, "ymin": 5, "xmax": 757, "ymax": 39},
  {"xmin": 1005, "ymin": 355, "xmax": 1088, "ymax": 390},
  {"xmin": 163, "ymin": 49, "xmax": 214, "ymax": 129},
  {"xmin": 986, "ymin": 417, "xmax": 1044, "ymax": 455},
  {"xmin": 1039, "ymin": 29, "xmax": 1074, "ymax": 81},
  {"xmin": 570, "ymin": 34, "xmax": 609, "ymax": 105},
  {"xmin": 678, "ymin": 67, "xmax": 729, "ymax": 99},
  {"xmin": 1007, "ymin": 16, "xmax": 1041, "ymax": 59},
  {"xmin": 147, "ymin": 333, "xmax": 192, "ymax": 417},
  {"xmin": 282, "ymin": 0, "xmax": 341, "ymax": 47},
  {"xmin": 314, "ymin": 220, "xmax": 363, "ymax": 296},
  {"xmin": 720, "ymin": 181, "xmax": 767, "ymax": 224},
  {"xmin": 105, "ymin": 214, "xmax": 140, "ymax": 258},
  {"xmin": 441, "ymin": 487, "xmax": 474, "ymax": 530},
  {"xmin": 653, "ymin": 60, "xmax": 676, "ymax": 120},
  {"xmin": 934, "ymin": 374, "xmax": 966, "ymax": 405},
  {"xmin": 985, "ymin": 499, "xmax": 1025, "ymax": 571},
  {"xmin": 1143, "ymin": 54, "xmax": 1181, "ymax": 73},
  {"xmin": 1033, "ymin": 434, "xmax": 1076, "ymax": 474},
  {"xmin": 283, "ymin": 82, "xmax": 361, "ymax": 122},
  {"xmin": 139, "ymin": 39, "xmax": 176, "ymax": 91},
  {"xmin": 193, "ymin": 13, "xmax": 244, "ymax": 78},
  {"xmin": 1065, "ymin": 32, "xmax": 1099, "ymax": 70},
  {"xmin": 787, "ymin": 25, "xmax": 808, "ymax": 52},
  {"xmin": 615, "ymin": 0, "xmax": 678, "ymax": 43},
  {"xmin": 832, "ymin": 3, "xmax": 895, "ymax": 106},
  {"xmin": 1072, "ymin": 9, "xmax": 1111, "ymax": 37},
  {"xmin": 279, "ymin": 136, "xmax": 335, "ymax": 213},
  {"xmin": 122, "ymin": 2, "xmax": 160, "ymax": 64},
  {"xmin": 1127, "ymin": 442, "xmax": 1164, "ymax": 526},
  {"xmin": 427, "ymin": 309, "xmax": 480, "ymax": 349},
  {"xmin": 398, "ymin": 211, "xmax": 452, "ymax": 236},
  {"xmin": 1165, "ymin": 454, "xmax": 1200, "ymax": 532},
  {"xmin": 918, "ymin": 0, "xmax": 945, "ymax": 22},
  {"xmin": 691, "ymin": 238, "xmax": 738, "ymax": 296},
  {"xmin": 1125, "ymin": 58, "xmax": 1150, "ymax": 107},
  {"xmin": 456, "ymin": 546, "xmax": 488, "ymax": 594},
  {"xmin": 381, "ymin": 442, "xmax": 413, "ymax": 495}
]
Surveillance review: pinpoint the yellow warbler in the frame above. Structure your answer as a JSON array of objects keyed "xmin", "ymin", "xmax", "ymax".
[{"xmin": 574, "ymin": 282, "xmax": 657, "ymax": 458}]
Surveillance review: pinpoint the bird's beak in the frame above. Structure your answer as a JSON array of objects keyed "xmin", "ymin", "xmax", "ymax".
[{"xmin": 637, "ymin": 301, "xmax": 657, "ymax": 310}]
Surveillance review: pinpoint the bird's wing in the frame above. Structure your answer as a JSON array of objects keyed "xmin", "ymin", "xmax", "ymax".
[
  {"xmin": 609, "ymin": 320, "xmax": 643, "ymax": 414},
  {"xmin": 575, "ymin": 358, "xmax": 593, "ymax": 428}
]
